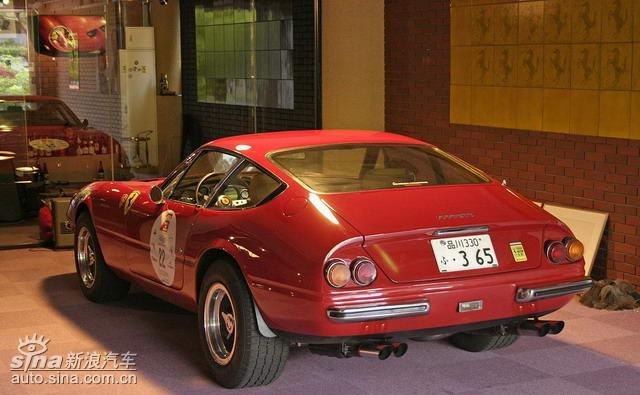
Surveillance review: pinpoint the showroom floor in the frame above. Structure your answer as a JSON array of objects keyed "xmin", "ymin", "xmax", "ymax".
[{"xmin": 0, "ymin": 249, "xmax": 639, "ymax": 394}]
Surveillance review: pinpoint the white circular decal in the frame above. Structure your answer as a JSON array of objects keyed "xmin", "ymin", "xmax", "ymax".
[{"xmin": 149, "ymin": 209, "xmax": 177, "ymax": 286}]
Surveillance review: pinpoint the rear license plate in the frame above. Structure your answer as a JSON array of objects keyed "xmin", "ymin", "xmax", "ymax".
[{"xmin": 430, "ymin": 234, "xmax": 499, "ymax": 273}]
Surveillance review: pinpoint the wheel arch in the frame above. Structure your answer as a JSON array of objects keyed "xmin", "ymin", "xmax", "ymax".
[
  {"xmin": 195, "ymin": 247, "xmax": 277, "ymax": 338},
  {"xmin": 75, "ymin": 201, "xmax": 91, "ymax": 222}
]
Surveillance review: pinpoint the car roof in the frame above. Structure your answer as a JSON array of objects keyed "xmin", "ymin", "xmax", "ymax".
[{"xmin": 208, "ymin": 130, "xmax": 430, "ymax": 161}]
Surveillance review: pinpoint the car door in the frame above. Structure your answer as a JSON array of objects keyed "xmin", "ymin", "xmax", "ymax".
[{"xmin": 126, "ymin": 149, "xmax": 241, "ymax": 289}]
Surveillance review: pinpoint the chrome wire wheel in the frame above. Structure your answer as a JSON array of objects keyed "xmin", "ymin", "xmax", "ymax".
[
  {"xmin": 204, "ymin": 282, "xmax": 237, "ymax": 366},
  {"xmin": 76, "ymin": 226, "xmax": 97, "ymax": 289}
]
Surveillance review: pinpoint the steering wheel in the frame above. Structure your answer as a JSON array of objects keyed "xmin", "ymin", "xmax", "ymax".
[{"xmin": 195, "ymin": 172, "xmax": 220, "ymax": 207}]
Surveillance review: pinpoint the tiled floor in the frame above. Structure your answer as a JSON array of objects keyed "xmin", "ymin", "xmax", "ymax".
[
  {"xmin": 1, "ymin": 248, "xmax": 639, "ymax": 394},
  {"xmin": 0, "ymin": 218, "xmax": 40, "ymax": 249}
]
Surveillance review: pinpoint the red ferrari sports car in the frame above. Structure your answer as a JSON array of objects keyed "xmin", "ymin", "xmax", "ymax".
[{"xmin": 68, "ymin": 130, "xmax": 592, "ymax": 388}]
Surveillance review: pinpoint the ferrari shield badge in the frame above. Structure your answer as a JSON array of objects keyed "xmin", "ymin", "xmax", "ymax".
[
  {"xmin": 509, "ymin": 242, "xmax": 527, "ymax": 262},
  {"xmin": 150, "ymin": 210, "xmax": 177, "ymax": 286},
  {"xmin": 120, "ymin": 191, "xmax": 141, "ymax": 215}
]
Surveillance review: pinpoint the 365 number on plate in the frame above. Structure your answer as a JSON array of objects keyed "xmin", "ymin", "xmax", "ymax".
[{"xmin": 430, "ymin": 234, "xmax": 499, "ymax": 273}]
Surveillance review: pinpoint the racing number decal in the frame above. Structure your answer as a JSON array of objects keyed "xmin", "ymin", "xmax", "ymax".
[{"xmin": 149, "ymin": 209, "xmax": 177, "ymax": 286}]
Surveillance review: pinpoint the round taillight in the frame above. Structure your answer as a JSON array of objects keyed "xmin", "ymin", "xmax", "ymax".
[
  {"xmin": 565, "ymin": 238, "xmax": 584, "ymax": 262},
  {"xmin": 325, "ymin": 259, "xmax": 351, "ymax": 288},
  {"xmin": 546, "ymin": 241, "xmax": 567, "ymax": 264},
  {"xmin": 351, "ymin": 258, "xmax": 377, "ymax": 286}
]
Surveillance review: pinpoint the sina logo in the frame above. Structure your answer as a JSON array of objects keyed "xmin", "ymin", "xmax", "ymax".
[{"xmin": 10, "ymin": 334, "xmax": 62, "ymax": 371}]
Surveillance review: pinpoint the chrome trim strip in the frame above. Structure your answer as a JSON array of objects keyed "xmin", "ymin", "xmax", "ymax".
[
  {"xmin": 516, "ymin": 279, "xmax": 593, "ymax": 303},
  {"xmin": 327, "ymin": 302, "xmax": 430, "ymax": 322},
  {"xmin": 433, "ymin": 226, "xmax": 489, "ymax": 237}
]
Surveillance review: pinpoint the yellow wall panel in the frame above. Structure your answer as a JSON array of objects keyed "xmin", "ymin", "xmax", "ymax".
[
  {"xmin": 451, "ymin": 85, "xmax": 472, "ymax": 125},
  {"xmin": 571, "ymin": 89, "xmax": 600, "ymax": 135},
  {"xmin": 600, "ymin": 43, "xmax": 632, "ymax": 90},
  {"xmin": 631, "ymin": 92, "xmax": 640, "ymax": 139},
  {"xmin": 472, "ymin": 5, "xmax": 496, "ymax": 45},
  {"xmin": 452, "ymin": 47, "xmax": 473, "ymax": 85},
  {"xmin": 450, "ymin": 0, "xmax": 638, "ymax": 139},
  {"xmin": 452, "ymin": 6, "xmax": 473, "ymax": 46},
  {"xmin": 571, "ymin": 44, "xmax": 601, "ymax": 89},
  {"xmin": 516, "ymin": 88, "xmax": 544, "ymax": 130},
  {"xmin": 634, "ymin": 0, "xmax": 640, "ymax": 42},
  {"xmin": 518, "ymin": 45, "xmax": 544, "ymax": 87},
  {"xmin": 599, "ymin": 90, "xmax": 630, "ymax": 138},
  {"xmin": 471, "ymin": 86, "xmax": 496, "ymax": 126},
  {"xmin": 493, "ymin": 87, "xmax": 518, "ymax": 128},
  {"xmin": 572, "ymin": 0, "xmax": 602, "ymax": 43},
  {"xmin": 494, "ymin": 45, "xmax": 518, "ymax": 86},
  {"xmin": 543, "ymin": 88, "xmax": 571, "ymax": 132},
  {"xmin": 544, "ymin": 0, "xmax": 572, "ymax": 43},
  {"xmin": 495, "ymin": 3, "xmax": 519, "ymax": 44},
  {"xmin": 602, "ymin": 0, "xmax": 633, "ymax": 42},
  {"xmin": 519, "ymin": 1, "xmax": 545, "ymax": 44},
  {"xmin": 544, "ymin": 44, "xmax": 571, "ymax": 88},
  {"xmin": 632, "ymin": 43, "xmax": 640, "ymax": 90},
  {"xmin": 471, "ymin": 46, "xmax": 495, "ymax": 85}
]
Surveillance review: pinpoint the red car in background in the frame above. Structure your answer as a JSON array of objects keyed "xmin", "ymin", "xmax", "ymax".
[
  {"xmin": 0, "ymin": 96, "xmax": 119, "ymax": 167},
  {"xmin": 67, "ymin": 130, "xmax": 592, "ymax": 388}
]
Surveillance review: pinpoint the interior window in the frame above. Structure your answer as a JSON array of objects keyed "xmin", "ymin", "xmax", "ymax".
[
  {"xmin": 169, "ymin": 151, "xmax": 239, "ymax": 205},
  {"xmin": 211, "ymin": 163, "xmax": 281, "ymax": 209},
  {"xmin": 0, "ymin": 100, "xmax": 79, "ymax": 127}
]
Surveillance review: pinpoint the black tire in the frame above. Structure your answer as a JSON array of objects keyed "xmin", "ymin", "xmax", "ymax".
[
  {"xmin": 74, "ymin": 212, "xmax": 130, "ymax": 302},
  {"xmin": 449, "ymin": 332, "xmax": 518, "ymax": 352},
  {"xmin": 198, "ymin": 260, "xmax": 289, "ymax": 388}
]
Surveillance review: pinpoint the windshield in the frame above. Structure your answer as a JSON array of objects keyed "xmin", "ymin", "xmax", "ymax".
[
  {"xmin": 0, "ymin": 99, "xmax": 81, "ymax": 127},
  {"xmin": 270, "ymin": 144, "xmax": 489, "ymax": 193}
]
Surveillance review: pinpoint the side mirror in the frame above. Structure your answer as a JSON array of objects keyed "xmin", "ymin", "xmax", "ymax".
[
  {"xmin": 149, "ymin": 185, "xmax": 164, "ymax": 204},
  {"xmin": 81, "ymin": 119, "xmax": 89, "ymax": 129}
]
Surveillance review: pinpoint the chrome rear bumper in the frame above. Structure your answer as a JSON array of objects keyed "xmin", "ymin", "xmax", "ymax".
[
  {"xmin": 516, "ymin": 278, "xmax": 593, "ymax": 303},
  {"xmin": 327, "ymin": 302, "xmax": 430, "ymax": 322}
]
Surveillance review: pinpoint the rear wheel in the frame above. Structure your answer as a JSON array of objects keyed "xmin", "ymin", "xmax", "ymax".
[
  {"xmin": 449, "ymin": 332, "xmax": 518, "ymax": 352},
  {"xmin": 74, "ymin": 212, "xmax": 130, "ymax": 302},
  {"xmin": 198, "ymin": 260, "xmax": 289, "ymax": 388}
]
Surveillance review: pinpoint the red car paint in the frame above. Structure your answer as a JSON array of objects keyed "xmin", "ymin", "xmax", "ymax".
[{"xmin": 69, "ymin": 130, "xmax": 586, "ymax": 339}]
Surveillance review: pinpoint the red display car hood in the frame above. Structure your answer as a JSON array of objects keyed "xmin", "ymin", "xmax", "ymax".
[{"xmin": 321, "ymin": 183, "xmax": 557, "ymax": 283}]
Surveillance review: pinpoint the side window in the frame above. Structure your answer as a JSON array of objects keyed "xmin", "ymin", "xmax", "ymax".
[
  {"xmin": 211, "ymin": 163, "xmax": 282, "ymax": 209},
  {"xmin": 162, "ymin": 166, "xmax": 187, "ymax": 200},
  {"xmin": 169, "ymin": 151, "xmax": 239, "ymax": 204}
]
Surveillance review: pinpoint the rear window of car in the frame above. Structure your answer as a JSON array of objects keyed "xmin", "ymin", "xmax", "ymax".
[{"xmin": 270, "ymin": 144, "xmax": 489, "ymax": 193}]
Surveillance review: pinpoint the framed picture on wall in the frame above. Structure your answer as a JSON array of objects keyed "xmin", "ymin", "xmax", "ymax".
[{"xmin": 33, "ymin": 15, "xmax": 106, "ymax": 57}]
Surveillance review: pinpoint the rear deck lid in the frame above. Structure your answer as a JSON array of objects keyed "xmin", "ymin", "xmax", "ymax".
[{"xmin": 322, "ymin": 184, "xmax": 555, "ymax": 283}]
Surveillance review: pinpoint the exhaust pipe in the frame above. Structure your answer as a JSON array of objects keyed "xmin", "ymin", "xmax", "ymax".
[
  {"xmin": 517, "ymin": 320, "xmax": 565, "ymax": 337},
  {"xmin": 358, "ymin": 344, "xmax": 393, "ymax": 360},
  {"xmin": 308, "ymin": 342, "xmax": 409, "ymax": 360},
  {"xmin": 547, "ymin": 320, "xmax": 565, "ymax": 335},
  {"xmin": 392, "ymin": 342, "xmax": 408, "ymax": 357},
  {"xmin": 518, "ymin": 320, "xmax": 550, "ymax": 337}
]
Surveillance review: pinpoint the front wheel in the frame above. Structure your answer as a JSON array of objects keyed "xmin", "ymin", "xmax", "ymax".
[
  {"xmin": 74, "ymin": 212, "xmax": 130, "ymax": 302},
  {"xmin": 198, "ymin": 261, "xmax": 289, "ymax": 388},
  {"xmin": 449, "ymin": 332, "xmax": 518, "ymax": 352}
]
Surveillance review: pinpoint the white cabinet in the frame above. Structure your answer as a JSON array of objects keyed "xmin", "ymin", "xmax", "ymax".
[{"xmin": 119, "ymin": 27, "xmax": 158, "ymax": 168}]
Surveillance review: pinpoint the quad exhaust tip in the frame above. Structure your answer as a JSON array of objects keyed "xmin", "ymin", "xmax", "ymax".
[
  {"xmin": 357, "ymin": 342, "xmax": 408, "ymax": 360},
  {"xmin": 308, "ymin": 342, "xmax": 408, "ymax": 359}
]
